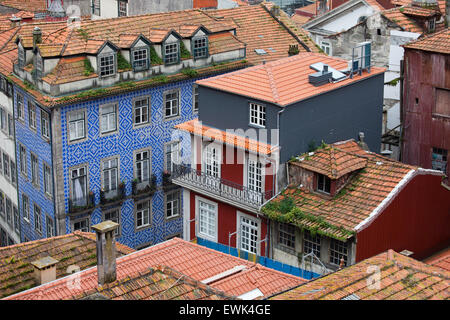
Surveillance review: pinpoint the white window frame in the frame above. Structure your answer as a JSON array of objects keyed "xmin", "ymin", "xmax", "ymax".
[
  {"xmin": 202, "ymin": 143, "xmax": 221, "ymax": 178},
  {"xmin": 68, "ymin": 110, "xmax": 86, "ymax": 142},
  {"xmin": 43, "ymin": 162, "xmax": 52, "ymax": 197},
  {"xmin": 164, "ymin": 89, "xmax": 180, "ymax": 119},
  {"xmin": 193, "ymin": 84, "xmax": 199, "ymax": 113},
  {"xmin": 135, "ymin": 149, "xmax": 151, "ymax": 184},
  {"xmin": 163, "ymin": 41, "xmax": 179, "ymax": 65},
  {"xmin": 249, "ymin": 102, "xmax": 266, "ymax": 128},
  {"xmin": 17, "ymin": 94, "xmax": 24, "ymax": 121},
  {"xmin": 101, "ymin": 157, "xmax": 119, "ymax": 193},
  {"xmin": 135, "ymin": 200, "xmax": 151, "ymax": 230},
  {"xmin": 247, "ymin": 158, "xmax": 263, "ymax": 193},
  {"xmin": 237, "ymin": 211, "xmax": 261, "ymax": 255},
  {"xmin": 303, "ymin": 229, "xmax": 321, "ymax": 258},
  {"xmin": 41, "ymin": 110, "xmax": 50, "ymax": 139},
  {"xmin": 100, "ymin": 103, "xmax": 118, "ymax": 135},
  {"xmin": 320, "ymin": 40, "xmax": 331, "ymax": 55},
  {"xmin": 30, "ymin": 152, "xmax": 39, "ymax": 188},
  {"xmin": 19, "ymin": 144, "xmax": 27, "ymax": 176},
  {"xmin": 133, "ymin": 96, "xmax": 150, "ymax": 126},
  {"xmin": 73, "ymin": 217, "xmax": 90, "ymax": 232},
  {"xmin": 317, "ymin": 173, "xmax": 331, "ymax": 194},
  {"xmin": 329, "ymin": 239, "xmax": 348, "ymax": 267},
  {"xmin": 22, "ymin": 193, "xmax": 30, "ymax": 222},
  {"xmin": 164, "ymin": 141, "xmax": 180, "ymax": 173},
  {"xmin": 28, "ymin": 102, "xmax": 36, "ymax": 130},
  {"xmin": 34, "ymin": 204, "xmax": 42, "ymax": 234},
  {"xmin": 70, "ymin": 165, "xmax": 88, "ymax": 207},
  {"xmin": 165, "ymin": 190, "xmax": 180, "ymax": 220},
  {"xmin": 195, "ymin": 196, "xmax": 218, "ymax": 242},
  {"xmin": 46, "ymin": 215, "xmax": 54, "ymax": 238}
]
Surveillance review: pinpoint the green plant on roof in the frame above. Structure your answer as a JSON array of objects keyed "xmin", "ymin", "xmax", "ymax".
[
  {"xmin": 385, "ymin": 77, "xmax": 400, "ymax": 86},
  {"xmin": 118, "ymin": 81, "xmax": 136, "ymax": 88},
  {"xmin": 23, "ymin": 80, "xmax": 35, "ymax": 91},
  {"xmin": 181, "ymin": 67, "xmax": 198, "ymax": 78},
  {"xmin": 84, "ymin": 58, "xmax": 94, "ymax": 76},
  {"xmin": 180, "ymin": 41, "xmax": 191, "ymax": 59},
  {"xmin": 150, "ymin": 46, "xmax": 163, "ymax": 65},
  {"xmin": 152, "ymin": 75, "xmax": 168, "ymax": 84},
  {"xmin": 117, "ymin": 52, "xmax": 131, "ymax": 70},
  {"xmin": 76, "ymin": 28, "xmax": 89, "ymax": 41}
]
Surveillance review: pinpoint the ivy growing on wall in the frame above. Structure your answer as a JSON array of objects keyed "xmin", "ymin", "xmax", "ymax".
[{"xmin": 117, "ymin": 52, "xmax": 132, "ymax": 70}]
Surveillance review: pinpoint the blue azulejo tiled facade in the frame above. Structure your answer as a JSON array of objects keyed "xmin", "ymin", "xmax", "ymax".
[
  {"xmin": 57, "ymin": 79, "xmax": 196, "ymax": 248},
  {"xmin": 14, "ymin": 87, "xmax": 56, "ymax": 242}
]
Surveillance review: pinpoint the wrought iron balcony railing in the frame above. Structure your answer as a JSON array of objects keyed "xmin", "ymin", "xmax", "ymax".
[{"xmin": 172, "ymin": 164, "xmax": 273, "ymax": 210}]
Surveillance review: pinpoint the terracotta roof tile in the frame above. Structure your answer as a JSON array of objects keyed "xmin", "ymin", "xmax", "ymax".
[
  {"xmin": 175, "ymin": 119, "xmax": 277, "ymax": 155},
  {"xmin": 290, "ymin": 13, "xmax": 313, "ymax": 26},
  {"xmin": 403, "ymin": 28, "xmax": 450, "ymax": 54},
  {"xmin": 293, "ymin": 144, "xmax": 368, "ymax": 179},
  {"xmin": 270, "ymin": 250, "xmax": 450, "ymax": 300},
  {"xmin": 424, "ymin": 247, "xmax": 450, "ymax": 272},
  {"xmin": 0, "ymin": 231, "xmax": 134, "ymax": 299},
  {"xmin": 0, "ymin": 0, "xmax": 46, "ymax": 12},
  {"xmin": 5, "ymin": 238, "xmax": 305, "ymax": 300},
  {"xmin": 261, "ymin": 140, "xmax": 426, "ymax": 239},
  {"xmin": 197, "ymin": 52, "xmax": 385, "ymax": 106},
  {"xmin": 72, "ymin": 266, "xmax": 234, "ymax": 300}
]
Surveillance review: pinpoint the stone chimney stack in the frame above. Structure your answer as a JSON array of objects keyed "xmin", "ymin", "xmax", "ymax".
[
  {"xmin": 33, "ymin": 27, "xmax": 42, "ymax": 51},
  {"xmin": 31, "ymin": 256, "xmax": 59, "ymax": 285},
  {"xmin": 92, "ymin": 220, "xmax": 119, "ymax": 286}
]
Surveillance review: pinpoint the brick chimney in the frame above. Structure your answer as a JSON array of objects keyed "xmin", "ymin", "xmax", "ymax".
[
  {"xmin": 92, "ymin": 220, "xmax": 119, "ymax": 286},
  {"xmin": 31, "ymin": 256, "xmax": 59, "ymax": 285}
]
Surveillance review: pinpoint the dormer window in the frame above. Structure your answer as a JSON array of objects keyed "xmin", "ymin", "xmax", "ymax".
[
  {"xmin": 317, "ymin": 173, "xmax": 331, "ymax": 194},
  {"xmin": 99, "ymin": 53, "xmax": 116, "ymax": 77},
  {"xmin": 18, "ymin": 46, "xmax": 25, "ymax": 69},
  {"xmin": 164, "ymin": 42, "xmax": 179, "ymax": 65},
  {"xmin": 192, "ymin": 36, "xmax": 208, "ymax": 59},
  {"xmin": 131, "ymin": 46, "xmax": 149, "ymax": 71},
  {"xmin": 428, "ymin": 18, "xmax": 436, "ymax": 32}
]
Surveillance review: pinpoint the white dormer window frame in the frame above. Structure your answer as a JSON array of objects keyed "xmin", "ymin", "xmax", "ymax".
[
  {"xmin": 320, "ymin": 40, "xmax": 331, "ymax": 55},
  {"xmin": 98, "ymin": 52, "xmax": 116, "ymax": 78},
  {"xmin": 192, "ymin": 36, "xmax": 208, "ymax": 60},
  {"xmin": 131, "ymin": 46, "xmax": 150, "ymax": 71},
  {"xmin": 163, "ymin": 41, "xmax": 180, "ymax": 65}
]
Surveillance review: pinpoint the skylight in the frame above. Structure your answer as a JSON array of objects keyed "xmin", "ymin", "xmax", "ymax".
[
  {"xmin": 255, "ymin": 49, "xmax": 267, "ymax": 55},
  {"xmin": 200, "ymin": 265, "xmax": 247, "ymax": 284},
  {"xmin": 237, "ymin": 288, "xmax": 264, "ymax": 300}
]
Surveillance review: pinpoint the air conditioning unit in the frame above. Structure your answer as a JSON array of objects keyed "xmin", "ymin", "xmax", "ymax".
[{"xmin": 349, "ymin": 42, "xmax": 371, "ymax": 77}]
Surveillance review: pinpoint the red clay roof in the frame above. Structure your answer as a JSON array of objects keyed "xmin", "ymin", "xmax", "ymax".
[
  {"xmin": 5, "ymin": 237, "xmax": 305, "ymax": 300},
  {"xmin": 270, "ymin": 250, "xmax": 450, "ymax": 300},
  {"xmin": 74, "ymin": 265, "xmax": 234, "ymax": 300},
  {"xmin": 294, "ymin": 144, "xmax": 368, "ymax": 179},
  {"xmin": 290, "ymin": 13, "xmax": 313, "ymax": 26},
  {"xmin": 0, "ymin": 231, "xmax": 134, "ymax": 299},
  {"xmin": 424, "ymin": 247, "xmax": 450, "ymax": 272},
  {"xmin": 403, "ymin": 27, "xmax": 450, "ymax": 54},
  {"xmin": 0, "ymin": 0, "xmax": 46, "ymax": 12},
  {"xmin": 175, "ymin": 119, "xmax": 277, "ymax": 155},
  {"xmin": 197, "ymin": 52, "xmax": 385, "ymax": 106},
  {"xmin": 261, "ymin": 140, "xmax": 440, "ymax": 240}
]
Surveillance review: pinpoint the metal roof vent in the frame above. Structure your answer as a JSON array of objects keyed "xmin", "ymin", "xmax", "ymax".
[
  {"xmin": 400, "ymin": 249, "xmax": 414, "ymax": 257},
  {"xmin": 308, "ymin": 64, "xmax": 332, "ymax": 86}
]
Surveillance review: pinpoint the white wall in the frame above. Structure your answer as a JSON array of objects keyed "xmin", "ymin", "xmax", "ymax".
[{"xmin": 315, "ymin": 3, "xmax": 375, "ymax": 33}]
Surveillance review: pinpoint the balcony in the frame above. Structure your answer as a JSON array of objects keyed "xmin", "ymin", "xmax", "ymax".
[
  {"xmin": 68, "ymin": 192, "xmax": 95, "ymax": 214},
  {"xmin": 100, "ymin": 183, "xmax": 126, "ymax": 206},
  {"xmin": 172, "ymin": 164, "xmax": 273, "ymax": 212}
]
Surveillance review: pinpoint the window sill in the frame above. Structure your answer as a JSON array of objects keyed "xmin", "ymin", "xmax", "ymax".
[{"xmin": 248, "ymin": 123, "xmax": 266, "ymax": 130}]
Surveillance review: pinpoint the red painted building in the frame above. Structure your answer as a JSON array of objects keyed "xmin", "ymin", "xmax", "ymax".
[
  {"xmin": 262, "ymin": 139, "xmax": 450, "ymax": 274},
  {"xmin": 401, "ymin": 28, "xmax": 450, "ymax": 182}
]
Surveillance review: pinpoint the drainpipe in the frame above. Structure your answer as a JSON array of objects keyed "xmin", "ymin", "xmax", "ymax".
[
  {"xmin": 47, "ymin": 107, "xmax": 58, "ymax": 237},
  {"xmin": 399, "ymin": 59, "xmax": 404, "ymax": 162},
  {"xmin": 11, "ymin": 82, "xmax": 21, "ymax": 243}
]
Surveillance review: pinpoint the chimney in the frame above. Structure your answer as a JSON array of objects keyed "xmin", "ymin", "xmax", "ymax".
[
  {"xmin": 92, "ymin": 220, "xmax": 119, "ymax": 286},
  {"xmin": 357, "ymin": 132, "xmax": 370, "ymax": 151},
  {"xmin": 288, "ymin": 44, "xmax": 299, "ymax": 56},
  {"xmin": 31, "ymin": 256, "xmax": 59, "ymax": 285},
  {"xmin": 10, "ymin": 16, "xmax": 22, "ymax": 27},
  {"xmin": 33, "ymin": 27, "xmax": 42, "ymax": 51}
]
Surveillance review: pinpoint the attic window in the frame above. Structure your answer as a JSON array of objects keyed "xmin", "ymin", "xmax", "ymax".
[
  {"xmin": 164, "ymin": 42, "xmax": 179, "ymax": 65},
  {"xmin": 428, "ymin": 18, "xmax": 435, "ymax": 32},
  {"xmin": 99, "ymin": 53, "xmax": 116, "ymax": 77},
  {"xmin": 192, "ymin": 36, "xmax": 208, "ymax": 59},
  {"xmin": 131, "ymin": 47, "xmax": 149, "ymax": 71},
  {"xmin": 317, "ymin": 173, "xmax": 330, "ymax": 194}
]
